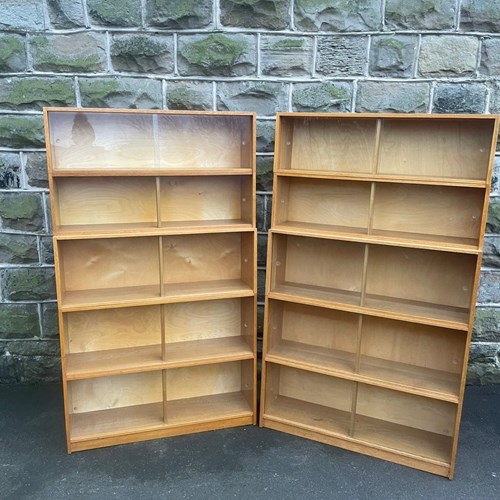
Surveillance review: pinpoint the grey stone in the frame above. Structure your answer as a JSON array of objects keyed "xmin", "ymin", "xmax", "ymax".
[
  {"xmin": 256, "ymin": 120, "xmax": 275, "ymax": 153},
  {"xmin": 467, "ymin": 343, "xmax": 500, "ymax": 385},
  {"xmin": 221, "ymin": 0, "xmax": 291, "ymax": 30},
  {"xmin": 0, "ymin": 115, "xmax": 45, "ymax": 149},
  {"xmin": 0, "ymin": 234, "xmax": 38, "ymax": 264},
  {"xmin": 257, "ymin": 268, "xmax": 266, "ymax": 302},
  {"xmin": 473, "ymin": 308, "xmax": 500, "ymax": 342},
  {"xmin": 356, "ymin": 81, "xmax": 430, "ymax": 113},
  {"xmin": 0, "ymin": 304, "xmax": 40, "ymax": 339},
  {"xmin": 0, "ymin": 0, "xmax": 46, "ymax": 31},
  {"xmin": 42, "ymin": 303, "xmax": 59, "ymax": 339},
  {"xmin": 165, "ymin": 81, "xmax": 213, "ymax": 111},
  {"xmin": 419, "ymin": 36, "xmax": 478, "ymax": 76},
  {"xmin": 257, "ymin": 156, "xmax": 274, "ymax": 192},
  {"xmin": 316, "ymin": 36, "xmax": 368, "ymax": 76},
  {"xmin": 87, "ymin": 0, "xmax": 141, "ymax": 27},
  {"xmin": 489, "ymin": 82, "xmax": 500, "ymax": 115},
  {"xmin": 0, "ymin": 77, "xmax": 75, "ymax": 111},
  {"xmin": 258, "ymin": 233, "xmax": 268, "ymax": 267},
  {"xmin": 478, "ymin": 270, "xmax": 500, "ymax": 304},
  {"xmin": 0, "ymin": 192, "xmax": 44, "ymax": 232},
  {"xmin": 257, "ymin": 305, "xmax": 264, "ymax": 335},
  {"xmin": 483, "ymin": 237, "xmax": 500, "ymax": 268},
  {"xmin": 30, "ymin": 33, "xmax": 107, "ymax": 73},
  {"xmin": 292, "ymin": 82, "xmax": 352, "ymax": 112},
  {"xmin": 178, "ymin": 34, "xmax": 256, "ymax": 77},
  {"xmin": 0, "ymin": 153, "xmax": 21, "ymax": 189},
  {"xmin": 256, "ymin": 194, "xmax": 272, "ymax": 232},
  {"xmin": 1, "ymin": 267, "xmax": 56, "ymax": 301},
  {"xmin": 369, "ymin": 35, "xmax": 417, "ymax": 77},
  {"xmin": 79, "ymin": 77, "xmax": 162, "ymax": 109},
  {"xmin": 40, "ymin": 236, "xmax": 54, "ymax": 265},
  {"xmin": 0, "ymin": 34, "xmax": 27, "ymax": 72},
  {"xmin": 146, "ymin": 0, "xmax": 212, "ymax": 29},
  {"xmin": 217, "ymin": 82, "xmax": 288, "ymax": 116},
  {"xmin": 45, "ymin": 195, "xmax": 53, "ymax": 234},
  {"xmin": 386, "ymin": 0, "xmax": 456, "ymax": 30},
  {"xmin": 479, "ymin": 39, "xmax": 500, "ymax": 76},
  {"xmin": 433, "ymin": 83, "xmax": 487, "ymax": 114},
  {"xmin": 486, "ymin": 198, "xmax": 500, "ymax": 234},
  {"xmin": 492, "ymin": 156, "xmax": 500, "ymax": 195},
  {"xmin": 294, "ymin": 0, "xmax": 382, "ymax": 31},
  {"xmin": 111, "ymin": 34, "xmax": 174, "ymax": 74},
  {"xmin": 261, "ymin": 36, "xmax": 314, "ymax": 77},
  {"xmin": 47, "ymin": 0, "xmax": 86, "ymax": 28},
  {"xmin": 23, "ymin": 152, "xmax": 48, "ymax": 189},
  {"xmin": 461, "ymin": 0, "xmax": 500, "ymax": 32}
]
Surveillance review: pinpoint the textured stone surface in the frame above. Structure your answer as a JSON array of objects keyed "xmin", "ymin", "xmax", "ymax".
[
  {"xmin": 258, "ymin": 233, "xmax": 268, "ymax": 268},
  {"xmin": 294, "ymin": 0, "xmax": 382, "ymax": 31},
  {"xmin": 257, "ymin": 269, "xmax": 266, "ymax": 303},
  {"xmin": 217, "ymin": 82, "xmax": 288, "ymax": 116},
  {"xmin": 0, "ymin": 304, "xmax": 40, "ymax": 339},
  {"xmin": 257, "ymin": 156, "xmax": 274, "ymax": 192},
  {"xmin": 47, "ymin": 0, "xmax": 86, "ymax": 28},
  {"xmin": 0, "ymin": 193, "xmax": 44, "ymax": 232},
  {"xmin": 0, "ymin": 0, "xmax": 46, "ymax": 31},
  {"xmin": 40, "ymin": 237, "xmax": 54, "ymax": 265},
  {"xmin": 111, "ymin": 34, "xmax": 174, "ymax": 74},
  {"xmin": 165, "ymin": 81, "xmax": 213, "ymax": 110},
  {"xmin": 146, "ymin": 0, "xmax": 212, "ymax": 29},
  {"xmin": 292, "ymin": 82, "xmax": 352, "ymax": 112},
  {"xmin": 478, "ymin": 270, "xmax": 500, "ymax": 304},
  {"xmin": 461, "ymin": 0, "xmax": 500, "ymax": 32},
  {"xmin": 385, "ymin": 0, "xmax": 456, "ymax": 30},
  {"xmin": 433, "ymin": 83, "xmax": 487, "ymax": 113},
  {"xmin": 256, "ymin": 121, "xmax": 275, "ymax": 153},
  {"xmin": 369, "ymin": 36, "xmax": 417, "ymax": 77},
  {"xmin": 473, "ymin": 308, "xmax": 500, "ymax": 342},
  {"xmin": 256, "ymin": 194, "xmax": 272, "ymax": 232},
  {"xmin": 487, "ymin": 198, "xmax": 500, "ymax": 234},
  {"xmin": 316, "ymin": 36, "xmax": 368, "ymax": 76},
  {"xmin": 31, "ymin": 33, "xmax": 107, "ymax": 73},
  {"xmin": 0, "ymin": 115, "xmax": 45, "ymax": 149},
  {"xmin": 79, "ymin": 77, "xmax": 162, "ymax": 109},
  {"xmin": 356, "ymin": 81, "xmax": 429, "ymax": 112},
  {"xmin": 1, "ymin": 268, "xmax": 56, "ymax": 302},
  {"xmin": 489, "ymin": 82, "xmax": 500, "ymax": 115},
  {"xmin": 221, "ymin": 0, "xmax": 291, "ymax": 30},
  {"xmin": 261, "ymin": 36, "xmax": 314, "ymax": 77},
  {"xmin": 0, "ymin": 153, "xmax": 21, "ymax": 189},
  {"xmin": 483, "ymin": 237, "xmax": 500, "ymax": 268},
  {"xmin": 178, "ymin": 34, "xmax": 256, "ymax": 77},
  {"xmin": 0, "ymin": 234, "xmax": 38, "ymax": 264},
  {"xmin": 467, "ymin": 343, "xmax": 500, "ymax": 384},
  {"xmin": 87, "ymin": 0, "xmax": 141, "ymax": 27},
  {"xmin": 41, "ymin": 303, "xmax": 59, "ymax": 339},
  {"xmin": 23, "ymin": 152, "xmax": 48, "ymax": 189},
  {"xmin": 479, "ymin": 39, "xmax": 500, "ymax": 76},
  {"xmin": 491, "ymin": 157, "xmax": 500, "ymax": 196},
  {"xmin": 419, "ymin": 36, "xmax": 478, "ymax": 76},
  {"xmin": 0, "ymin": 77, "xmax": 75, "ymax": 111},
  {"xmin": 0, "ymin": 34, "xmax": 27, "ymax": 72}
]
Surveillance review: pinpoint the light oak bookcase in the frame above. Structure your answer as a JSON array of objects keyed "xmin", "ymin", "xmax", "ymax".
[
  {"xmin": 44, "ymin": 108, "xmax": 257, "ymax": 452},
  {"xmin": 260, "ymin": 112, "xmax": 499, "ymax": 478}
]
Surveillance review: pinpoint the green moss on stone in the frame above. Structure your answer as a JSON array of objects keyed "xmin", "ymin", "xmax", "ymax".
[
  {"xmin": 487, "ymin": 200, "xmax": 500, "ymax": 233},
  {"xmin": 294, "ymin": 83, "xmax": 350, "ymax": 110},
  {"xmin": 112, "ymin": 37, "xmax": 165, "ymax": 57},
  {"xmin": 0, "ymin": 193, "xmax": 41, "ymax": 221},
  {"xmin": 0, "ymin": 115, "xmax": 45, "ymax": 148},
  {"xmin": 271, "ymin": 39, "xmax": 304, "ymax": 50},
  {"xmin": 154, "ymin": 0, "xmax": 199, "ymax": 17},
  {"xmin": 4, "ymin": 79, "xmax": 73, "ymax": 108},
  {"xmin": 181, "ymin": 35, "xmax": 246, "ymax": 69},
  {"xmin": 2, "ymin": 268, "xmax": 56, "ymax": 302},
  {"xmin": 0, "ymin": 304, "xmax": 40, "ymax": 338},
  {"xmin": 80, "ymin": 80, "xmax": 121, "ymax": 101},
  {"xmin": 378, "ymin": 38, "xmax": 406, "ymax": 52},
  {"xmin": 88, "ymin": 0, "xmax": 140, "ymax": 26},
  {"xmin": 0, "ymin": 35, "xmax": 23, "ymax": 64}
]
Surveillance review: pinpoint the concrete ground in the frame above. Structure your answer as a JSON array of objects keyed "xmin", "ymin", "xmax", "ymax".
[{"xmin": 0, "ymin": 383, "xmax": 499, "ymax": 500}]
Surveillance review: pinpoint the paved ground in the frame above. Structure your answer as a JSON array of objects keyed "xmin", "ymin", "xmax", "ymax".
[{"xmin": 0, "ymin": 383, "xmax": 499, "ymax": 499}]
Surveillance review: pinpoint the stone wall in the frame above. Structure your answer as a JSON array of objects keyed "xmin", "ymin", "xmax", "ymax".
[{"xmin": 1, "ymin": 0, "xmax": 499, "ymax": 383}]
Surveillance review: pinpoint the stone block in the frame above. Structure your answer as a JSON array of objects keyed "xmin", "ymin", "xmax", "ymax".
[
  {"xmin": 479, "ymin": 39, "xmax": 500, "ymax": 76},
  {"xmin": 473, "ymin": 308, "xmax": 500, "ymax": 342},
  {"xmin": 40, "ymin": 236, "xmax": 54, "ymax": 265},
  {"xmin": 294, "ymin": 0, "xmax": 382, "ymax": 31},
  {"xmin": 0, "ymin": 34, "xmax": 27, "ymax": 72},
  {"xmin": 221, "ymin": 0, "xmax": 291, "ymax": 30},
  {"xmin": 42, "ymin": 303, "xmax": 59, "ymax": 339},
  {"xmin": 1, "ymin": 267, "xmax": 56, "ymax": 301},
  {"xmin": 0, "ymin": 153, "xmax": 21, "ymax": 189},
  {"xmin": 0, "ymin": 192, "xmax": 44, "ymax": 232},
  {"xmin": 419, "ymin": 36, "xmax": 478, "ymax": 76},
  {"xmin": 461, "ymin": 0, "xmax": 500, "ymax": 32},
  {"xmin": 0, "ymin": 0, "xmax": 46, "ymax": 31},
  {"xmin": 316, "ymin": 36, "xmax": 368, "ymax": 76},
  {"xmin": 257, "ymin": 268, "xmax": 266, "ymax": 302},
  {"xmin": 217, "ymin": 82, "xmax": 288, "ymax": 116},
  {"xmin": 483, "ymin": 237, "xmax": 500, "ymax": 268},
  {"xmin": 0, "ymin": 77, "xmax": 75, "ymax": 111},
  {"xmin": 257, "ymin": 233, "xmax": 268, "ymax": 267},
  {"xmin": 292, "ymin": 82, "xmax": 352, "ymax": 112},
  {"xmin": 79, "ymin": 77, "xmax": 162, "ymax": 109},
  {"xmin": 256, "ymin": 120, "xmax": 275, "ymax": 153},
  {"xmin": 87, "ymin": 0, "xmax": 141, "ymax": 27},
  {"xmin": 165, "ymin": 81, "xmax": 213, "ymax": 111},
  {"xmin": 256, "ymin": 194, "xmax": 272, "ymax": 232},
  {"xmin": 0, "ymin": 115, "xmax": 45, "ymax": 149},
  {"xmin": 31, "ymin": 33, "xmax": 107, "ymax": 73},
  {"xmin": 486, "ymin": 198, "xmax": 500, "ymax": 234},
  {"xmin": 47, "ymin": 0, "xmax": 86, "ymax": 28},
  {"xmin": 261, "ymin": 36, "xmax": 314, "ymax": 77},
  {"xmin": 111, "ymin": 34, "xmax": 174, "ymax": 74},
  {"xmin": 257, "ymin": 156, "xmax": 274, "ymax": 192},
  {"xmin": 478, "ymin": 270, "xmax": 500, "ymax": 304},
  {"xmin": 178, "ymin": 34, "xmax": 256, "ymax": 77},
  {"xmin": 356, "ymin": 81, "xmax": 429, "ymax": 113},
  {"xmin": 467, "ymin": 343, "xmax": 500, "ymax": 385},
  {"xmin": 23, "ymin": 152, "xmax": 48, "ymax": 189},
  {"xmin": 0, "ymin": 234, "xmax": 38, "ymax": 264},
  {"xmin": 489, "ymin": 82, "xmax": 500, "ymax": 115},
  {"xmin": 146, "ymin": 0, "xmax": 212, "ymax": 29},
  {"xmin": 433, "ymin": 83, "xmax": 487, "ymax": 114},
  {"xmin": 491, "ymin": 156, "xmax": 500, "ymax": 195},
  {"xmin": 0, "ymin": 304, "xmax": 40, "ymax": 339},
  {"xmin": 369, "ymin": 35, "xmax": 417, "ymax": 77},
  {"xmin": 257, "ymin": 305, "xmax": 264, "ymax": 335},
  {"xmin": 385, "ymin": 0, "xmax": 456, "ymax": 30}
]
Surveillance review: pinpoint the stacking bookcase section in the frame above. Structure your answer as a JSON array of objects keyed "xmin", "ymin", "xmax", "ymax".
[
  {"xmin": 261, "ymin": 112, "xmax": 499, "ymax": 478},
  {"xmin": 45, "ymin": 108, "xmax": 257, "ymax": 452}
]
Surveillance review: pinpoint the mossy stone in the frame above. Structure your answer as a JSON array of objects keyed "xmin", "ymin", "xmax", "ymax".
[
  {"xmin": 146, "ymin": 0, "xmax": 212, "ymax": 28},
  {"xmin": 87, "ymin": 0, "xmax": 141, "ymax": 26},
  {"xmin": 257, "ymin": 156, "xmax": 274, "ymax": 191},
  {"xmin": 42, "ymin": 303, "xmax": 59, "ymax": 339},
  {"xmin": 2, "ymin": 267, "xmax": 56, "ymax": 301},
  {"xmin": 0, "ymin": 115, "xmax": 45, "ymax": 148},
  {"xmin": 0, "ymin": 304, "xmax": 40, "ymax": 339},
  {"xmin": 0, "ymin": 34, "xmax": 26, "ymax": 72},
  {"xmin": 487, "ymin": 199, "xmax": 500, "ymax": 233},
  {"xmin": 0, "ymin": 234, "xmax": 38, "ymax": 264},
  {"xmin": 473, "ymin": 309, "xmax": 500, "ymax": 342},
  {"xmin": 386, "ymin": 0, "xmax": 456, "ymax": 30},
  {"xmin": 0, "ymin": 192, "xmax": 44, "ymax": 231},
  {"xmin": 221, "ymin": 0, "xmax": 291, "ymax": 30},
  {"xmin": 165, "ymin": 82, "xmax": 212, "ymax": 110},
  {"xmin": 293, "ymin": 82, "xmax": 351, "ymax": 112}
]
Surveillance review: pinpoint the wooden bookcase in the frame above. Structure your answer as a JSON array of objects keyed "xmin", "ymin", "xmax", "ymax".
[
  {"xmin": 44, "ymin": 108, "xmax": 257, "ymax": 452},
  {"xmin": 260, "ymin": 113, "xmax": 499, "ymax": 478}
]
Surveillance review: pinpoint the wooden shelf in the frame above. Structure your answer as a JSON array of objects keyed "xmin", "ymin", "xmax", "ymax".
[{"xmin": 52, "ymin": 168, "xmax": 253, "ymax": 177}]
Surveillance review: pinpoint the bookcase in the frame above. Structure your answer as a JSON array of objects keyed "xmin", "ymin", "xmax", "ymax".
[
  {"xmin": 260, "ymin": 113, "xmax": 499, "ymax": 478},
  {"xmin": 44, "ymin": 108, "xmax": 257, "ymax": 452}
]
